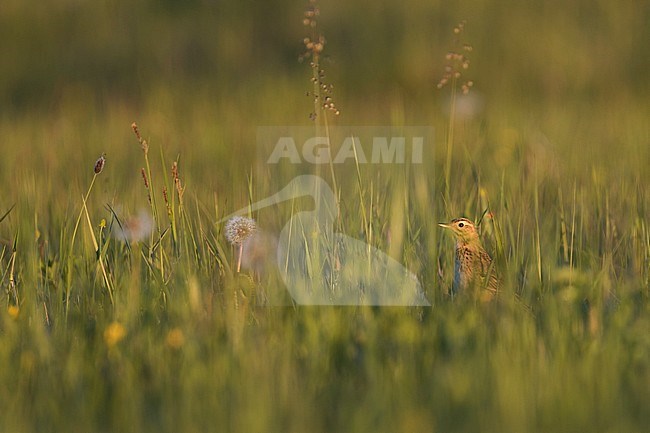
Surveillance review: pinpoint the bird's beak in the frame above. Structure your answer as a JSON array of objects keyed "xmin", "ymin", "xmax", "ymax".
[{"xmin": 438, "ymin": 222, "xmax": 450, "ymax": 228}]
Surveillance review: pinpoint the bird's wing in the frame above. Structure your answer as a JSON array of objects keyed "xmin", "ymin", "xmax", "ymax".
[{"xmin": 479, "ymin": 248, "xmax": 499, "ymax": 293}]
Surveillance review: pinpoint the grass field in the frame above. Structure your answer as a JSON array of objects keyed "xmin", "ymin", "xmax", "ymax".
[{"xmin": 0, "ymin": 1, "xmax": 649, "ymax": 432}]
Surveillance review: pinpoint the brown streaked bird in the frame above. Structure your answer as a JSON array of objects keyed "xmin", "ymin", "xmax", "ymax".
[{"xmin": 438, "ymin": 218, "xmax": 499, "ymax": 300}]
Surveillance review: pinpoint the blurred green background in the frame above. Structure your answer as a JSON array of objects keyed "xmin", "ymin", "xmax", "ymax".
[
  {"xmin": 0, "ymin": 0, "xmax": 648, "ymax": 200},
  {"xmin": 2, "ymin": 0, "xmax": 648, "ymax": 110}
]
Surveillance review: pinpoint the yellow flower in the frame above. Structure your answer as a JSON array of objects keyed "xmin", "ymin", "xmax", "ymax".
[
  {"xmin": 166, "ymin": 328, "xmax": 185, "ymax": 350},
  {"xmin": 7, "ymin": 305, "xmax": 20, "ymax": 320},
  {"xmin": 104, "ymin": 322, "xmax": 126, "ymax": 347}
]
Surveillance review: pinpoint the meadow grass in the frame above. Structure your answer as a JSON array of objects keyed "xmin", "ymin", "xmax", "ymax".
[
  {"xmin": 0, "ymin": 1, "xmax": 649, "ymax": 432},
  {"xmin": 0, "ymin": 88, "xmax": 647, "ymax": 432}
]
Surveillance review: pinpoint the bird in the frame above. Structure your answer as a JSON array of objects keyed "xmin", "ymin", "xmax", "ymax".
[
  {"xmin": 438, "ymin": 217, "xmax": 499, "ymax": 300},
  {"xmin": 222, "ymin": 175, "xmax": 430, "ymax": 306}
]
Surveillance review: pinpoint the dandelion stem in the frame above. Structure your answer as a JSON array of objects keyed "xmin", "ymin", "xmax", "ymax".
[{"xmin": 237, "ymin": 243, "xmax": 243, "ymax": 273}]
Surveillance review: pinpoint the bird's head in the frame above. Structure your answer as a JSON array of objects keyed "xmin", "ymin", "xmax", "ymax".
[{"xmin": 438, "ymin": 218, "xmax": 480, "ymax": 244}]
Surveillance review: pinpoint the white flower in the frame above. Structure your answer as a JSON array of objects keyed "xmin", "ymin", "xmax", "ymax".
[
  {"xmin": 225, "ymin": 216, "xmax": 257, "ymax": 245},
  {"xmin": 113, "ymin": 210, "xmax": 153, "ymax": 243}
]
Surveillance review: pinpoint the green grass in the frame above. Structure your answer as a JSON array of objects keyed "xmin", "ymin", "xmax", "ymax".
[
  {"xmin": 0, "ymin": 1, "xmax": 649, "ymax": 432},
  {"xmin": 0, "ymin": 93, "xmax": 647, "ymax": 433}
]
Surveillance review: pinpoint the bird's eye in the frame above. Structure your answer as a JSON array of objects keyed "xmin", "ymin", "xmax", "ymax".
[{"xmin": 458, "ymin": 222, "xmax": 465, "ymax": 228}]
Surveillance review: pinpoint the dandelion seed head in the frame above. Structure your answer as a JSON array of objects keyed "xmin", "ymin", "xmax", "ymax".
[
  {"xmin": 240, "ymin": 230, "xmax": 278, "ymax": 275},
  {"xmin": 113, "ymin": 210, "xmax": 154, "ymax": 243},
  {"xmin": 225, "ymin": 216, "xmax": 257, "ymax": 245}
]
